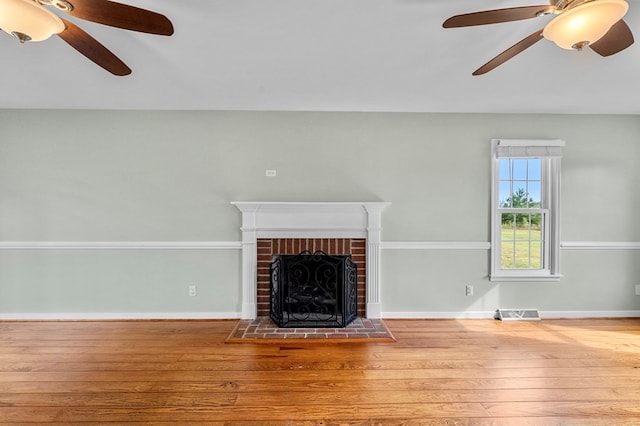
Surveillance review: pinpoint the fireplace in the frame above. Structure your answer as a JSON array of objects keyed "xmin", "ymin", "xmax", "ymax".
[
  {"xmin": 231, "ymin": 201, "xmax": 390, "ymax": 320},
  {"xmin": 270, "ymin": 251, "xmax": 357, "ymax": 328},
  {"xmin": 257, "ymin": 238, "xmax": 366, "ymax": 318}
]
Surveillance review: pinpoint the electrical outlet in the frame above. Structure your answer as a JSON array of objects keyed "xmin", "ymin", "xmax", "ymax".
[
  {"xmin": 636, "ymin": 284, "xmax": 640, "ymax": 296},
  {"xmin": 189, "ymin": 285, "xmax": 197, "ymax": 297},
  {"xmin": 265, "ymin": 170, "xmax": 277, "ymax": 177},
  {"xmin": 465, "ymin": 284, "xmax": 474, "ymax": 297}
]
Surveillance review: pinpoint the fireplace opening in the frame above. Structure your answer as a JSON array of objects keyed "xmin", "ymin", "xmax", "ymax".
[
  {"xmin": 257, "ymin": 238, "xmax": 366, "ymax": 319},
  {"xmin": 270, "ymin": 251, "xmax": 358, "ymax": 328}
]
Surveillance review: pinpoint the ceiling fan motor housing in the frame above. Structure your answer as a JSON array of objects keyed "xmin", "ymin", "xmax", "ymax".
[
  {"xmin": 552, "ymin": 0, "xmax": 581, "ymax": 9},
  {"xmin": 36, "ymin": 0, "xmax": 73, "ymax": 12}
]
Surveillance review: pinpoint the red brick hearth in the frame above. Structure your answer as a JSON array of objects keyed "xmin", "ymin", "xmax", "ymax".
[{"xmin": 256, "ymin": 238, "xmax": 366, "ymax": 318}]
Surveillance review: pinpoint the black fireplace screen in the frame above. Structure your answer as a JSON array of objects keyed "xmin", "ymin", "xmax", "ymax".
[{"xmin": 270, "ymin": 251, "xmax": 357, "ymax": 328}]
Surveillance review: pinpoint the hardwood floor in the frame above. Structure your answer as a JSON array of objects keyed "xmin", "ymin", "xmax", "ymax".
[{"xmin": 1, "ymin": 318, "xmax": 640, "ymax": 424}]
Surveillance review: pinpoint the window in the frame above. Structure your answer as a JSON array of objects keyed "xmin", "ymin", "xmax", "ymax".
[{"xmin": 490, "ymin": 139, "xmax": 564, "ymax": 281}]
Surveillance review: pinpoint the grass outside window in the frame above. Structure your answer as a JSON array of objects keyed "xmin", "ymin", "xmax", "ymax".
[{"xmin": 501, "ymin": 226, "xmax": 542, "ymax": 269}]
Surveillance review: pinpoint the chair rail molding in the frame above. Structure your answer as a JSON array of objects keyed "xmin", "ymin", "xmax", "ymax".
[{"xmin": 0, "ymin": 241, "xmax": 242, "ymax": 250}]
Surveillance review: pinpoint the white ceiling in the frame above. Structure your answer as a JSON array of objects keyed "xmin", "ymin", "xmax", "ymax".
[{"xmin": 2, "ymin": 0, "xmax": 640, "ymax": 113}]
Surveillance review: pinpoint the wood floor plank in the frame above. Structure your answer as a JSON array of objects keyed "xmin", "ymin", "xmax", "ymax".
[
  {"xmin": 2, "ymin": 356, "xmax": 637, "ymax": 373},
  {"xmin": 1, "ymin": 318, "xmax": 639, "ymax": 423},
  {"xmin": 2, "ymin": 387, "xmax": 640, "ymax": 407},
  {"xmin": 4, "ymin": 376, "xmax": 640, "ymax": 394}
]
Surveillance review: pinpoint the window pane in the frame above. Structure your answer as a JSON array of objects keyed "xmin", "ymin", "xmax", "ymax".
[
  {"xmin": 528, "ymin": 181, "xmax": 541, "ymax": 205},
  {"xmin": 528, "ymin": 159, "xmax": 542, "ymax": 180},
  {"xmin": 512, "ymin": 182, "xmax": 528, "ymax": 207},
  {"xmin": 513, "ymin": 159, "xmax": 528, "ymax": 180},
  {"xmin": 501, "ymin": 240, "xmax": 515, "ymax": 269},
  {"xmin": 513, "ymin": 241, "xmax": 542, "ymax": 269},
  {"xmin": 499, "ymin": 182, "xmax": 512, "ymax": 207},
  {"xmin": 529, "ymin": 213, "xmax": 542, "ymax": 233},
  {"xmin": 499, "ymin": 159, "xmax": 511, "ymax": 180},
  {"xmin": 515, "ymin": 226, "xmax": 530, "ymax": 240},
  {"xmin": 501, "ymin": 213, "xmax": 517, "ymax": 229}
]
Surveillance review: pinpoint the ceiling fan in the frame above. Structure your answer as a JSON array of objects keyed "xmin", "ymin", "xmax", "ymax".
[
  {"xmin": 0, "ymin": 0, "xmax": 174, "ymax": 76},
  {"xmin": 443, "ymin": 0, "xmax": 633, "ymax": 75}
]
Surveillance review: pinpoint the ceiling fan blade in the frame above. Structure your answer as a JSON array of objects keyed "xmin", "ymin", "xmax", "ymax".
[
  {"xmin": 473, "ymin": 29, "xmax": 544, "ymax": 76},
  {"xmin": 57, "ymin": 18, "xmax": 131, "ymax": 76},
  {"xmin": 443, "ymin": 5, "xmax": 553, "ymax": 28},
  {"xmin": 64, "ymin": 0, "xmax": 173, "ymax": 35},
  {"xmin": 589, "ymin": 19, "xmax": 634, "ymax": 57}
]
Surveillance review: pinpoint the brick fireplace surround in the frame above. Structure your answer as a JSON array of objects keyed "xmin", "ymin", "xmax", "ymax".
[
  {"xmin": 257, "ymin": 238, "xmax": 366, "ymax": 317},
  {"xmin": 232, "ymin": 202, "xmax": 390, "ymax": 320}
]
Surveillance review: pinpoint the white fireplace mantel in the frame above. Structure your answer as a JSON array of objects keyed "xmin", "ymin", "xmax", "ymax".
[{"xmin": 231, "ymin": 201, "xmax": 391, "ymax": 319}]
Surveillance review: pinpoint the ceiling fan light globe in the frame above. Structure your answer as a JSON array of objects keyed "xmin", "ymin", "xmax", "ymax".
[
  {"xmin": 0, "ymin": 0, "xmax": 65, "ymax": 42},
  {"xmin": 542, "ymin": 0, "xmax": 629, "ymax": 50}
]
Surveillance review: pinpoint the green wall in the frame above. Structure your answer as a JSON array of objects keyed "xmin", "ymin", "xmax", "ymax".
[{"xmin": 1, "ymin": 110, "xmax": 639, "ymax": 317}]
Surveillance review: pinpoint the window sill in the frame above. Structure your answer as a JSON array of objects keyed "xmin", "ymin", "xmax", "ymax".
[{"xmin": 489, "ymin": 274, "xmax": 562, "ymax": 282}]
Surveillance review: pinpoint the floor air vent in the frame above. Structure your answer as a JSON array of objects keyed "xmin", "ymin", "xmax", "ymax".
[{"xmin": 495, "ymin": 309, "xmax": 541, "ymax": 321}]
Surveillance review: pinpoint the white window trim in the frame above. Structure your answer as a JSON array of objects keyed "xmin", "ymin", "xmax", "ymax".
[{"xmin": 490, "ymin": 139, "xmax": 564, "ymax": 282}]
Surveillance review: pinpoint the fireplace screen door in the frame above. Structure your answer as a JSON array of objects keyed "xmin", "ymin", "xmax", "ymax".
[{"xmin": 270, "ymin": 251, "xmax": 357, "ymax": 328}]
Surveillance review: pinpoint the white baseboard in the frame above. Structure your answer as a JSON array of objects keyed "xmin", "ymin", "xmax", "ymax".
[
  {"xmin": 382, "ymin": 311, "xmax": 495, "ymax": 319},
  {"xmin": 381, "ymin": 310, "xmax": 640, "ymax": 319},
  {"xmin": 0, "ymin": 312, "xmax": 242, "ymax": 321},
  {"xmin": 539, "ymin": 310, "xmax": 640, "ymax": 318}
]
